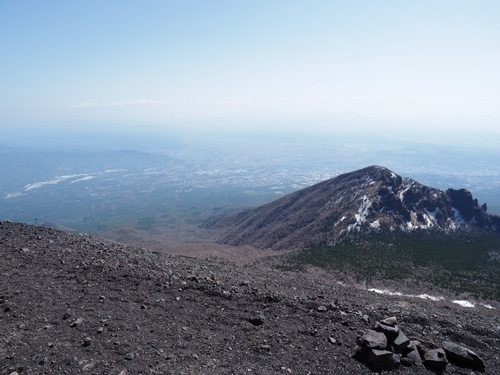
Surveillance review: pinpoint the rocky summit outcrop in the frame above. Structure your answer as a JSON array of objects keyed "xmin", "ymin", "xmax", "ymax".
[
  {"xmin": 214, "ymin": 165, "xmax": 500, "ymax": 250},
  {"xmin": 2, "ymin": 222, "xmax": 500, "ymax": 374}
]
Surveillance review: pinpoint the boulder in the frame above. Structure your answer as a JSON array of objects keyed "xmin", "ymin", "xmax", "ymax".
[
  {"xmin": 442, "ymin": 341, "xmax": 485, "ymax": 370},
  {"xmin": 367, "ymin": 349, "xmax": 398, "ymax": 371},
  {"xmin": 423, "ymin": 348, "xmax": 447, "ymax": 372},
  {"xmin": 374, "ymin": 321, "xmax": 399, "ymax": 342},
  {"xmin": 357, "ymin": 329, "xmax": 387, "ymax": 350},
  {"xmin": 406, "ymin": 347, "xmax": 423, "ymax": 366},
  {"xmin": 392, "ymin": 330, "xmax": 410, "ymax": 354}
]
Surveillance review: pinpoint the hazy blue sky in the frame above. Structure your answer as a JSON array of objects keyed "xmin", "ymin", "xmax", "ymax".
[{"xmin": 1, "ymin": 1, "xmax": 499, "ymax": 135}]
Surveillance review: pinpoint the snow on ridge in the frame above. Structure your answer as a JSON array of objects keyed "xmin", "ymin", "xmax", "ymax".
[
  {"xmin": 422, "ymin": 207, "xmax": 439, "ymax": 228},
  {"xmin": 355, "ymin": 195, "xmax": 372, "ymax": 225},
  {"xmin": 452, "ymin": 207, "xmax": 467, "ymax": 225},
  {"xmin": 333, "ymin": 216, "xmax": 347, "ymax": 228},
  {"xmin": 399, "ymin": 180, "xmax": 413, "ymax": 202}
]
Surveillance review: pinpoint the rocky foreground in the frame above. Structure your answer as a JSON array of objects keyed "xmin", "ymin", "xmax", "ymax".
[{"xmin": 1, "ymin": 222, "xmax": 500, "ymax": 374}]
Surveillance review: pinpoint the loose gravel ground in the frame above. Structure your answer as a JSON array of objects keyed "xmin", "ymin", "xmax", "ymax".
[{"xmin": 1, "ymin": 222, "xmax": 500, "ymax": 374}]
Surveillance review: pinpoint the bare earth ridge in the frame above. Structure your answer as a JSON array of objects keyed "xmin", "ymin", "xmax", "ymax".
[{"xmin": 1, "ymin": 222, "xmax": 500, "ymax": 374}]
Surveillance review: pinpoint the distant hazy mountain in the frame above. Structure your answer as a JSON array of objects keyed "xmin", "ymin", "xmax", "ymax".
[{"xmin": 214, "ymin": 166, "xmax": 500, "ymax": 250}]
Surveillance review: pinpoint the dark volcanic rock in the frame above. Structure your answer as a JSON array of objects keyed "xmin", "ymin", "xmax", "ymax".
[
  {"xmin": 374, "ymin": 321, "xmax": 400, "ymax": 342},
  {"xmin": 392, "ymin": 330, "xmax": 410, "ymax": 354},
  {"xmin": 405, "ymin": 347, "xmax": 423, "ymax": 367},
  {"xmin": 442, "ymin": 341, "xmax": 485, "ymax": 370},
  {"xmin": 423, "ymin": 348, "xmax": 448, "ymax": 372},
  {"xmin": 367, "ymin": 349, "xmax": 398, "ymax": 371},
  {"xmin": 357, "ymin": 329, "xmax": 387, "ymax": 350}
]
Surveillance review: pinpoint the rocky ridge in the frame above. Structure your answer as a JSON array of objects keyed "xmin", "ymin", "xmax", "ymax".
[
  {"xmin": 214, "ymin": 166, "xmax": 500, "ymax": 250},
  {"xmin": 1, "ymin": 222, "xmax": 500, "ymax": 374}
]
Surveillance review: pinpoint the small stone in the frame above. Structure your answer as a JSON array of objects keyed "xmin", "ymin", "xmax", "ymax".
[
  {"xmin": 97, "ymin": 327, "xmax": 104, "ymax": 333},
  {"xmin": 362, "ymin": 315, "xmax": 370, "ymax": 324},
  {"xmin": 380, "ymin": 316, "xmax": 397, "ymax": 326},
  {"xmin": 125, "ymin": 353, "xmax": 134, "ymax": 360},
  {"xmin": 328, "ymin": 337, "xmax": 337, "ymax": 345},
  {"xmin": 39, "ymin": 357, "xmax": 49, "ymax": 365},
  {"xmin": 21, "ymin": 247, "xmax": 29, "ymax": 253},
  {"xmin": 248, "ymin": 313, "xmax": 265, "ymax": 326},
  {"xmin": 175, "ymin": 296, "xmax": 181, "ymax": 301},
  {"xmin": 259, "ymin": 344, "xmax": 271, "ymax": 353},
  {"xmin": 70, "ymin": 317, "xmax": 84, "ymax": 327},
  {"xmin": 82, "ymin": 337, "xmax": 92, "ymax": 347},
  {"xmin": 317, "ymin": 305, "xmax": 327, "ymax": 312}
]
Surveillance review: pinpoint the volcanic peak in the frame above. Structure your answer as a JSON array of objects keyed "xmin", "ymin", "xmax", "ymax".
[{"xmin": 216, "ymin": 166, "xmax": 499, "ymax": 250}]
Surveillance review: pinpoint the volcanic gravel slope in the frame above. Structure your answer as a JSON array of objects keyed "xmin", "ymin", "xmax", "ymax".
[{"xmin": 1, "ymin": 222, "xmax": 500, "ymax": 375}]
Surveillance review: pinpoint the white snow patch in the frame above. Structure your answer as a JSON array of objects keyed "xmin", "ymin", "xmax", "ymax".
[
  {"xmin": 416, "ymin": 294, "xmax": 445, "ymax": 302},
  {"xmin": 70, "ymin": 176, "xmax": 96, "ymax": 184},
  {"xmin": 368, "ymin": 289, "xmax": 403, "ymax": 296},
  {"xmin": 4, "ymin": 192, "xmax": 23, "ymax": 199},
  {"xmin": 453, "ymin": 300, "xmax": 475, "ymax": 308},
  {"xmin": 481, "ymin": 304, "xmax": 495, "ymax": 310},
  {"xmin": 24, "ymin": 174, "xmax": 88, "ymax": 191},
  {"xmin": 452, "ymin": 208, "xmax": 467, "ymax": 224},
  {"xmin": 405, "ymin": 222, "xmax": 415, "ymax": 230},
  {"xmin": 399, "ymin": 186, "xmax": 411, "ymax": 202},
  {"xmin": 370, "ymin": 220, "xmax": 380, "ymax": 229},
  {"xmin": 390, "ymin": 172, "xmax": 397, "ymax": 178},
  {"xmin": 354, "ymin": 195, "xmax": 372, "ymax": 225},
  {"xmin": 368, "ymin": 289, "xmax": 445, "ymax": 302},
  {"xmin": 333, "ymin": 216, "xmax": 347, "ymax": 228}
]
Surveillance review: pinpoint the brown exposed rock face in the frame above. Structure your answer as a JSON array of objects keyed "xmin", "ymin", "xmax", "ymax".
[{"xmin": 213, "ymin": 166, "xmax": 500, "ymax": 250}]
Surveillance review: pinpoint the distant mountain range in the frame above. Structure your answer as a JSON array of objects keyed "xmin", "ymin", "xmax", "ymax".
[{"xmin": 214, "ymin": 166, "xmax": 500, "ymax": 250}]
